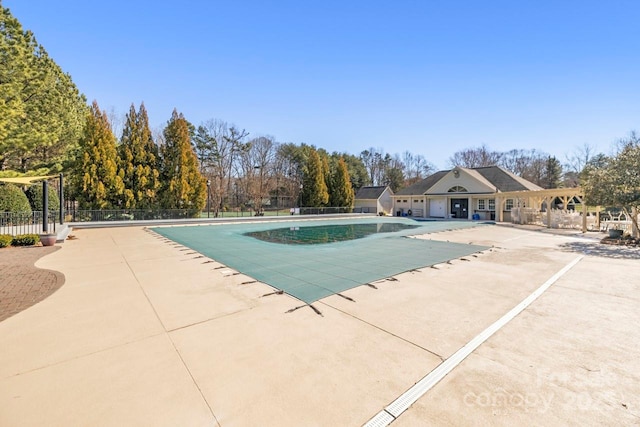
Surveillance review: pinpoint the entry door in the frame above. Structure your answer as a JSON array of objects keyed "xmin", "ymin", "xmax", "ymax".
[
  {"xmin": 429, "ymin": 198, "xmax": 445, "ymax": 217},
  {"xmin": 450, "ymin": 198, "xmax": 468, "ymax": 219}
]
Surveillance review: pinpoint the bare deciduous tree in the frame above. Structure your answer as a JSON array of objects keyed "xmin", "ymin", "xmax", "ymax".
[
  {"xmin": 193, "ymin": 119, "xmax": 249, "ymax": 216},
  {"xmin": 448, "ymin": 144, "xmax": 502, "ymax": 168},
  {"xmin": 402, "ymin": 151, "xmax": 435, "ymax": 186},
  {"xmin": 239, "ymin": 136, "xmax": 277, "ymax": 213}
]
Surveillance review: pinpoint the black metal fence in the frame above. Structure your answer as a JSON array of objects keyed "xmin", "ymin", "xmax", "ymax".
[
  {"xmin": 1, "ymin": 206, "xmax": 361, "ymax": 235},
  {"xmin": 299, "ymin": 206, "xmax": 354, "ymax": 215},
  {"xmin": 0, "ymin": 211, "xmax": 58, "ymax": 236},
  {"xmin": 203, "ymin": 206, "xmax": 357, "ymax": 217},
  {"xmin": 67, "ymin": 209, "xmax": 195, "ymax": 222}
]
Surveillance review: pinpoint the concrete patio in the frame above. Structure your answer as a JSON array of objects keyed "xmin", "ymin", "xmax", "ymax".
[{"xmin": 0, "ymin": 223, "xmax": 638, "ymax": 426}]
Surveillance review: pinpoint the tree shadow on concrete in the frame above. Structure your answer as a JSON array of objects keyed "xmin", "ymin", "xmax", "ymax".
[{"xmin": 559, "ymin": 241, "xmax": 640, "ymax": 260}]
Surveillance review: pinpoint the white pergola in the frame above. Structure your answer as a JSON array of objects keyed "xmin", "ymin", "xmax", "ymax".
[{"xmin": 496, "ymin": 187, "xmax": 638, "ymax": 237}]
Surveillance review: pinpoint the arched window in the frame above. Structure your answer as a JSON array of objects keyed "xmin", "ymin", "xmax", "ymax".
[{"xmin": 447, "ymin": 186, "xmax": 468, "ymax": 193}]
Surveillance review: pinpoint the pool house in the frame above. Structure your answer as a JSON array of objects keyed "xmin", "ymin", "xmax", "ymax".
[{"xmin": 391, "ymin": 166, "xmax": 543, "ymax": 221}]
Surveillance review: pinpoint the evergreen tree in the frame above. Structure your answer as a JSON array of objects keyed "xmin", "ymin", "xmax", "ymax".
[
  {"xmin": 0, "ymin": 6, "xmax": 86, "ymax": 172},
  {"xmin": 339, "ymin": 153, "xmax": 369, "ymax": 189},
  {"xmin": 159, "ymin": 110, "xmax": 206, "ymax": 216},
  {"xmin": 330, "ymin": 158, "xmax": 354, "ymax": 207},
  {"xmin": 118, "ymin": 103, "xmax": 160, "ymax": 208},
  {"xmin": 193, "ymin": 124, "xmax": 219, "ymax": 173},
  {"xmin": 320, "ymin": 150, "xmax": 331, "ymax": 203},
  {"xmin": 542, "ymin": 156, "xmax": 563, "ymax": 189},
  {"xmin": 301, "ymin": 149, "xmax": 328, "ymax": 207},
  {"xmin": 73, "ymin": 101, "xmax": 125, "ymax": 209}
]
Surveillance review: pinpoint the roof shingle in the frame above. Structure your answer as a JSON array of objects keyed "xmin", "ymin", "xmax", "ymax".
[{"xmin": 355, "ymin": 186, "xmax": 391, "ymax": 199}]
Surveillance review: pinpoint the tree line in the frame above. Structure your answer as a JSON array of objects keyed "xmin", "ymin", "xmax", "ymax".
[
  {"xmin": 446, "ymin": 143, "xmax": 609, "ymax": 189},
  {"xmin": 70, "ymin": 101, "xmax": 364, "ymax": 215},
  {"xmin": 70, "ymin": 102, "xmax": 206, "ymax": 215}
]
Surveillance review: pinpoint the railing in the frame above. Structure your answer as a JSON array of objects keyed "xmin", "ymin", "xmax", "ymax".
[
  {"xmin": 67, "ymin": 209, "xmax": 195, "ymax": 222},
  {"xmin": 511, "ymin": 207, "xmax": 598, "ymax": 230},
  {"xmin": 599, "ymin": 211, "xmax": 637, "ymax": 233},
  {"xmin": 1, "ymin": 207, "xmax": 360, "ymax": 234},
  {"xmin": 298, "ymin": 207, "xmax": 354, "ymax": 215},
  {"xmin": 0, "ymin": 211, "xmax": 58, "ymax": 236},
  {"xmin": 353, "ymin": 207, "xmax": 376, "ymax": 214}
]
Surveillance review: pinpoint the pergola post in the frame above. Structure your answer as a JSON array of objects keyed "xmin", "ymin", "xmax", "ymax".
[
  {"xmin": 59, "ymin": 173, "xmax": 64, "ymax": 224},
  {"xmin": 546, "ymin": 197, "xmax": 552, "ymax": 229},
  {"xmin": 42, "ymin": 180, "xmax": 49, "ymax": 233},
  {"xmin": 581, "ymin": 198, "xmax": 587, "ymax": 233},
  {"xmin": 633, "ymin": 206, "xmax": 638, "ymax": 238}
]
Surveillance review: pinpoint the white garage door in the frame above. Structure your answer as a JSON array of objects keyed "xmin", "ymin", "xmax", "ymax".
[{"xmin": 429, "ymin": 198, "xmax": 446, "ymax": 218}]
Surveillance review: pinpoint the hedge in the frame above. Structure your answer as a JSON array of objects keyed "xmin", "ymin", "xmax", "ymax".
[
  {"xmin": 0, "ymin": 234, "xmax": 12, "ymax": 248},
  {"xmin": 11, "ymin": 234, "xmax": 40, "ymax": 246},
  {"xmin": 25, "ymin": 184, "xmax": 60, "ymax": 211},
  {"xmin": 0, "ymin": 184, "xmax": 32, "ymax": 214}
]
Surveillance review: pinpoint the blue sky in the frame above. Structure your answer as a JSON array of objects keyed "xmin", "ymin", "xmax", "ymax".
[{"xmin": 6, "ymin": 0, "xmax": 640, "ymax": 169}]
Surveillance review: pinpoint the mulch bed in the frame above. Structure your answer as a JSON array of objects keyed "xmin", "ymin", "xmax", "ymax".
[
  {"xmin": 600, "ymin": 236, "xmax": 640, "ymax": 247},
  {"xmin": 0, "ymin": 245, "xmax": 65, "ymax": 322}
]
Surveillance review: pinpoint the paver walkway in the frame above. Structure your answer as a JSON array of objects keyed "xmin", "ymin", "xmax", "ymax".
[{"xmin": 0, "ymin": 246, "xmax": 64, "ymax": 322}]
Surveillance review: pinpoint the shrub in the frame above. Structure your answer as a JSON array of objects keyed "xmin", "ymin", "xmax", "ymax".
[
  {"xmin": 0, "ymin": 184, "xmax": 32, "ymax": 214},
  {"xmin": 25, "ymin": 184, "xmax": 60, "ymax": 211},
  {"xmin": 11, "ymin": 234, "xmax": 39, "ymax": 246},
  {"xmin": 0, "ymin": 234, "xmax": 13, "ymax": 248}
]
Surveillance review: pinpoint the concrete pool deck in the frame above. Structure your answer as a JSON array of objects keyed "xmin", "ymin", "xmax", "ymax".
[{"xmin": 0, "ymin": 222, "xmax": 639, "ymax": 426}]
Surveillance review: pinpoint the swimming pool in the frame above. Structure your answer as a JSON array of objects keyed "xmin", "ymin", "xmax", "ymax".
[
  {"xmin": 245, "ymin": 222, "xmax": 420, "ymax": 245},
  {"xmin": 152, "ymin": 217, "xmax": 490, "ymax": 304}
]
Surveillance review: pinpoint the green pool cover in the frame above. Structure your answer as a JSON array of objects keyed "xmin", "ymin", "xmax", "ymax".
[{"xmin": 152, "ymin": 217, "xmax": 490, "ymax": 304}]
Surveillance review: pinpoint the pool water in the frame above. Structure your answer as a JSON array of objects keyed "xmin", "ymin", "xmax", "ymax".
[{"xmin": 245, "ymin": 222, "xmax": 420, "ymax": 245}]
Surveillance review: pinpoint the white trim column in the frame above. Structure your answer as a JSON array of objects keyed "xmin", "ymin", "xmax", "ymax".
[{"xmin": 495, "ymin": 196, "xmax": 504, "ymax": 222}]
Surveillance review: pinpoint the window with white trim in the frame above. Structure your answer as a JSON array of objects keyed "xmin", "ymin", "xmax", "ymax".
[
  {"xmin": 505, "ymin": 199, "xmax": 514, "ymax": 210},
  {"xmin": 477, "ymin": 199, "xmax": 485, "ymax": 210},
  {"xmin": 488, "ymin": 199, "xmax": 495, "ymax": 211}
]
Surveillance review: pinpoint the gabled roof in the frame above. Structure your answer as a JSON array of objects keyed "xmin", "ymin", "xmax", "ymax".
[
  {"xmin": 394, "ymin": 166, "xmax": 542, "ymax": 195},
  {"xmin": 394, "ymin": 170, "xmax": 448, "ymax": 195},
  {"xmin": 457, "ymin": 167, "xmax": 497, "ymax": 192},
  {"xmin": 355, "ymin": 186, "xmax": 392, "ymax": 200},
  {"xmin": 473, "ymin": 166, "xmax": 543, "ymax": 192}
]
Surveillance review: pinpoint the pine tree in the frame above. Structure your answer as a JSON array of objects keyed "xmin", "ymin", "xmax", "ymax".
[
  {"xmin": 301, "ymin": 149, "xmax": 329, "ymax": 207},
  {"xmin": 542, "ymin": 156, "xmax": 563, "ymax": 189},
  {"xmin": 159, "ymin": 109, "xmax": 206, "ymax": 216},
  {"xmin": 0, "ymin": 6, "xmax": 86, "ymax": 172},
  {"xmin": 330, "ymin": 157, "xmax": 354, "ymax": 207},
  {"xmin": 320, "ymin": 152, "xmax": 331, "ymax": 202},
  {"xmin": 73, "ymin": 101, "xmax": 125, "ymax": 209},
  {"xmin": 118, "ymin": 103, "xmax": 160, "ymax": 208}
]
